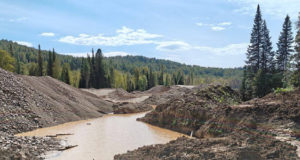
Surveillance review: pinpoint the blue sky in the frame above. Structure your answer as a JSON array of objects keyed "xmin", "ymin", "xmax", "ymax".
[{"xmin": 0, "ymin": 0, "xmax": 299, "ymax": 68}]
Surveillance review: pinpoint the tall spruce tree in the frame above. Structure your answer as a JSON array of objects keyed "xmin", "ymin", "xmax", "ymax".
[
  {"xmin": 79, "ymin": 55, "xmax": 91, "ymax": 88},
  {"xmin": 253, "ymin": 20, "xmax": 275, "ymax": 97},
  {"xmin": 276, "ymin": 15, "xmax": 294, "ymax": 72},
  {"xmin": 246, "ymin": 5, "xmax": 263, "ymax": 74},
  {"xmin": 242, "ymin": 5, "xmax": 264, "ymax": 100},
  {"xmin": 37, "ymin": 44, "xmax": 43, "ymax": 76},
  {"xmin": 261, "ymin": 20, "xmax": 275, "ymax": 72},
  {"xmin": 95, "ymin": 48, "xmax": 106, "ymax": 89}
]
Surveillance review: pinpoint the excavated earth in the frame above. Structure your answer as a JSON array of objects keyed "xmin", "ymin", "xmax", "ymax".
[
  {"xmin": 116, "ymin": 85, "xmax": 300, "ymax": 160},
  {"xmin": 2, "ymin": 65, "xmax": 300, "ymax": 159},
  {"xmin": 0, "ymin": 68, "xmax": 113, "ymax": 159}
]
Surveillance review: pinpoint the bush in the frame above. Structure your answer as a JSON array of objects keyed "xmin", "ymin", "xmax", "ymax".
[{"xmin": 274, "ymin": 87, "xmax": 294, "ymax": 94}]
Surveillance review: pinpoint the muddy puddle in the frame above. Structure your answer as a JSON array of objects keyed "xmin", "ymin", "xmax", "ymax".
[{"xmin": 17, "ymin": 112, "xmax": 185, "ymax": 160}]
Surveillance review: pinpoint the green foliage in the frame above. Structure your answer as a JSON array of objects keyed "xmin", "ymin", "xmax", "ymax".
[
  {"xmin": 0, "ymin": 49, "xmax": 15, "ymax": 72},
  {"xmin": 61, "ymin": 63, "xmax": 71, "ymax": 85},
  {"xmin": 274, "ymin": 87, "xmax": 294, "ymax": 95},
  {"xmin": 37, "ymin": 45, "xmax": 43, "ymax": 76},
  {"xmin": 241, "ymin": 5, "xmax": 296, "ymax": 100}
]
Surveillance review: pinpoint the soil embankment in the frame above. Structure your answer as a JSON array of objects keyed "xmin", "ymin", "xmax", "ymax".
[
  {"xmin": 0, "ymin": 68, "xmax": 113, "ymax": 159},
  {"xmin": 117, "ymin": 85, "xmax": 300, "ymax": 160},
  {"xmin": 139, "ymin": 85, "xmax": 241, "ymax": 135}
]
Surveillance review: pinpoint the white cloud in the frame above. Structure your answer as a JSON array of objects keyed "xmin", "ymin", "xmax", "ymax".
[
  {"xmin": 40, "ymin": 32, "xmax": 55, "ymax": 37},
  {"xmin": 196, "ymin": 22, "xmax": 231, "ymax": 31},
  {"xmin": 218, "ymin": 22, "xmax": 232, "ymax": 26},
  {"xmin": 193, "ymin": 43, "xmax": 249, "ymax": 55},
  {"xmin": 227, "ymin": 0, "xmax": 300, "ymax": 19},
  {"xmin": 156, "ymin": 41, "xmax": 191, "ymax": 52},
  {"xmin": 14, "ymin": 41, "xmax": 33, "ymax": 47},
  {"xmin": 196, "ymin": 22, "xmax": 204, "ymax": 27},
  {"xmin": 59, "ymin": 26, "xmax": 162, "ymax": 46},
  {"xmin": 9, "ymin": 17, "xmax": 28, "ymax": 22},
  {"xmin": 211, "ymin": 26, "xmax": 226, "ymax": 31},
  {"xmin": 104, "ymin": 51, "xmax": 132, "ymax": 57},
  {"xmin": 156, "ymin": 38, "xmax": 248, "ymax": 56}
]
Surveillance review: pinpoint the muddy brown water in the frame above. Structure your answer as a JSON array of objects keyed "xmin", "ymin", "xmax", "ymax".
[{"xmin": 17, "ymin": 112, "xmax": 185, "ymax": 160}]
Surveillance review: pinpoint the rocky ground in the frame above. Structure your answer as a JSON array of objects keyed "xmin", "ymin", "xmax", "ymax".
[
  {"xmin": 115, "ymin": 135, "xmax": 298, "ymax": 160},
  {"xmin": 0, "ymin": 132, "xmax": 60, "ymax": 160},
  {"xmin": 0, "ymin": 68, "xmax": 113, "ymax": 159},
  {"xmin": 117, "ymin": 85, "xmax": 300, "ymax": 160}
]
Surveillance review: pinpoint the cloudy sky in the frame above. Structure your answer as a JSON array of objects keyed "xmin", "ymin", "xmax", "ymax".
[{"xmin": 0, "ymin": 0, "xmax": 299, "ymax": 68}]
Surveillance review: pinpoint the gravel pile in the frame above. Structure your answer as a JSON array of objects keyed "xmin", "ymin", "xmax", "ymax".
[{"xmin": 0, "ymin": 132, "xmax": 59, "ymax": 160}]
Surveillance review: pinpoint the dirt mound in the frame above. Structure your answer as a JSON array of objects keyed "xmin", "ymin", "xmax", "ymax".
[
  {"xmin": 143, "ymin": 85, "xmax": 193, "ymax": 106},
  {"xmin": 144, "ymin": 85, "xmax": 171, "ymax": 94},
  {"xmin": 139, "ymin": 85, "xmax": 241, "ymax": 135},
  {"xmin": 0, "ymin": 132, "xmax": 59, "ymax": 160},
  {"xmin": 0, "ymin": 69, "xmax": 113, "ymax": 135},
  {"xmin": 112, "ymin": 102, "xmax": 153, "ymax": 114},
  {"xmin": 132, "ymin": 86, "xmax": 300, "ymax": 159},
  {"xmin": 0, "ymin": 68, "xmax": 114, "ymax": 159}
]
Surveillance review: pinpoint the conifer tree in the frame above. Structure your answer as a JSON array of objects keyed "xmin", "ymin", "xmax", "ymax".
[
  {"xmin": 47, "ymin": 50, "xmax": 53, "ymax": 76},
  {"xmin": 52, "ymin": 49, "xmax": 61, "ymax": 79},
  {"xmin": 79, "ymin": 56, "xmax": 90, "ymax": 88},
  {"xmin": 261, "ymin": 20, "xmax": 275, "ymax": 72},
  {"xmin": 241, "ymin": 5, "xmax": 276, "ymax": 99},
  {"xmin": 158, "ymin": 65, "xmax": 164, "ymax": 85},
  {"xmin": 52, "ymin": 48, "xmax": 56, "ymax": 62},
  {"xmin": 246, "ymin": 5, "xmax": 263, "ymax": 74},
  {"xmin": 253, "ymin": 20, "xmax": 275, "ymax": 96},
  {"xmin": 276, "ymin": 15, "xmax": 294, "ymax": 72},
  {"xmin": 37, "ymin": 44, "xmax": 43, "ymax": 76},
  {"xmin": 94, "ymin": 48, "xmax": 106, "ymax": 89}
]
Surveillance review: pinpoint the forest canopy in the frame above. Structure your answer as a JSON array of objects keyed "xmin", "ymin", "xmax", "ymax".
[{"xmin": 0, "ymin": 39, "xmax": 243, "ymax": 91}]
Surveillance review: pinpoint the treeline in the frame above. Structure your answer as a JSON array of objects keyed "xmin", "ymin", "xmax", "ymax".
[
  {"xmin": 0, "ymin": 40, "xmax": 243, "ymax": 91},
  {"xmin": 241, "ymin": 5, "xmax": 300, "ymax": 100},
  {"xmin": 79, "ymin": 51, "xmax": 188, "ymax": 91}
]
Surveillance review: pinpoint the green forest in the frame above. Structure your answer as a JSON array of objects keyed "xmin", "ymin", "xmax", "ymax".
[
  {"xmin": 0, "ymin": 39, "xmax": 242, "ymax": 91},
  {"xmin": 241, "ymin": 5, "xmax": 300, "ymax": 100}
]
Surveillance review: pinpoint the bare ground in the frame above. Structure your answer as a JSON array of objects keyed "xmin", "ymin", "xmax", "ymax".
[{"xmin": 0, "ymin": 68, "xmax": 113, "ymax": 159}]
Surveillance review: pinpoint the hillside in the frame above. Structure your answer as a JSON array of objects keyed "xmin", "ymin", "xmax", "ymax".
[{"xmin": 0, "ymin": 39, "xmax": 243, "ymax": 89}]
